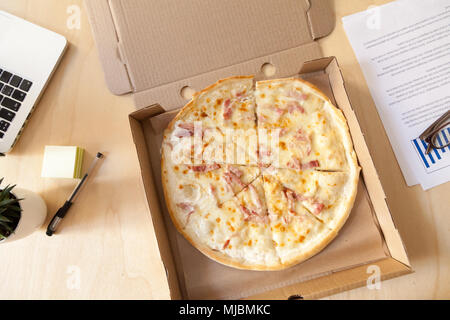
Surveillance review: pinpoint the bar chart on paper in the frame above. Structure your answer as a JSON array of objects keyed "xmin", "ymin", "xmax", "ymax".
[{"xmin": 412, "ymin": 128, "xmax": 450, "ymax": 173}]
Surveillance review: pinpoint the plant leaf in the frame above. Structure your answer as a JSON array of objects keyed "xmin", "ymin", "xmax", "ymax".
[
  {"xmin": 5, "ymin": 210, "xmax": 20, "ymax": 217},
  {"xmin": 0, "ymin": 198, "xmax": 21, "ymax": 207},
  {"xmin": 6, "ymin": 205, "xmax": 21, "ymax": 212},
  {"xmin": 0, "ymin": 215, "xmax": 12, "ymax": 223},
  {"xmin": 0, "ymin": 184, "xmax": 14, "ymax": 201},
  {"xmin": 0, "ymin": 221, "xmax": 14, "ymax": 232},
  {"xmin": 0, "ymin": 180, "xmax": 21, "ymax": 230}
]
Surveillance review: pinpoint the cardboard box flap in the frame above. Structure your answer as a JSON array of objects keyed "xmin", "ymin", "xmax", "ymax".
[
  {"xmin": 85, "ymin": 0, "xmax": 334, "ymax": 102},
  {"xmin": 84, "ymin": 0, "xmax": 132, "ymax": 95},
  {"xmin": 305, "ymin": 0, "xmax": 336, "ymax": 39}
]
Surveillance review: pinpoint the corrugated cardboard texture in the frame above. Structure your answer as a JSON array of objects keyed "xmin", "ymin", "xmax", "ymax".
[
  {"xmin": 130, "ymin": 59, "xmax": 408, "ymax": 299},
  {"xmin": 109, "ymin": 0, "xmax": 311, "ymax": 91},
  {"xmin": 133, "ymin": 43, "xmax": 322, "ymax": 110},
  {"xmin": 247, "ymin": 257, "xmax": 411, "ymax": 300},
  {"xmin": 85, "ymin": 0, "xmax": 335, "ymax": 109}
]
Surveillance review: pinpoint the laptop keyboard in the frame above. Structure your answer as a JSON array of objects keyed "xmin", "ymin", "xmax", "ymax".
[{"xmin": 0, "ymin": 68, "xmax": 33, "ymax": 139}]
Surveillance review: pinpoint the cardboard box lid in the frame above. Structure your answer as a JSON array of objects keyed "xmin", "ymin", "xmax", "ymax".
[{"xmin": 85, "ymin": 0, "xmax": 335, "ymax": 109}]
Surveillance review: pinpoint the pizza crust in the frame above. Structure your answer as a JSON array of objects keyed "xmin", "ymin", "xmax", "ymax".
[{"xmin": 161, "ymin": 76, "xmax": 360, "ymax": 271}]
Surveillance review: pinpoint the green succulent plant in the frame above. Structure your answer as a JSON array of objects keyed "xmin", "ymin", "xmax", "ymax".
[{"xmin": 0, "ymin": 178, "xmax": 22, "ymax": 240}]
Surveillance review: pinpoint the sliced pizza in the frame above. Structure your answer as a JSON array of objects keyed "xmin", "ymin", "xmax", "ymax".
[
  {"xmin": 219, "ymin": 176, "xmax": 279, "ymax": 269},
  {"xmin": 256, "ymin": 78, "xmax": 356, "ymax": 172},
  {"xmin": 164, "ymin": 76, "xmax": 258, "ymax": 166},
  {"xmin": 202, "ymin": 125, "xmax": 259, "ymax": 165},
  {"xmin": 183, "ymin": 176, "xmax": 280, "ymax": 270},
  {"xmin": 263, "ymin": 174, "xmax": 334, "ymax": 266},
  {"xmin": 162, "ymin": 162, "xmax": 260, "ymax": 210},
  {"xmin": 178, "ymin": 76, "xmax": 256, "ymax": 129},
  {"xmin": 264, "ymin": 167, "xmax": 360, "ymax": 230},
  {"xmin": 161, "ymin": 76, "xmax": 360, "ymax": 271},
  {"xmin": 255, "ymin": 78, "xmax": 325, "ymax": 127}
]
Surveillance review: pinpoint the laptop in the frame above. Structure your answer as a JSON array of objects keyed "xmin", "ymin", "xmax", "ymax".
[{"xmin": 0, "ymin": 10, "xmax": 67, "ymax": 154}]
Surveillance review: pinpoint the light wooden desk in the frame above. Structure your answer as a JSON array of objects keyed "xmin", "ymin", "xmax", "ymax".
[{"xmin": 0, "ymin": 0, "xmax": 448, "ymax": 299}]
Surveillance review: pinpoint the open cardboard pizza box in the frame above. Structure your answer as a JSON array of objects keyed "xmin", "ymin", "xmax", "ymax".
[{"xmin": 85, "ymin": 0, "xmax": 412, "ymax": 299}]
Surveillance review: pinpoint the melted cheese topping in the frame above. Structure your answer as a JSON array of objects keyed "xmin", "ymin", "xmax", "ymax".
[
  {"xmin": 255, "ymin": 80, "xmax": 349, "ymax": 171},
  {"xmin": 162, "ymin": 77, "xmax": 359, "ymax": 270}
]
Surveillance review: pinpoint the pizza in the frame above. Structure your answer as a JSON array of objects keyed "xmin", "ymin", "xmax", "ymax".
[{"xmin": 161, "ymin": 76, "xmax": 360, "ymax": 270}]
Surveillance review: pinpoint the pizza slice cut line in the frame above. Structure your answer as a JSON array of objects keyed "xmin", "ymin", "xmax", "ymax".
[
  {"xmin": 261, "ymin": 172, "xmax": 339, "ymax": 266},
  {"xmin": 168, "ymin": 169, "xmax": 268, "ymax": 236},
  {"xmin": 172, "ymin": 165, "xmax": 262, "ymax": 222},
  {"xmin": 184, "ymin": 176, "xmax": 282, "ymax": 268},
  {"xmin": 230, "ymin": 175, "xmax": 281, "ymax": 266},
  {"xmin": 263, "ymin": 167, "xmax": 359, "ymax": 231},
  {"xmin": 254, "ymin": 79, "xmax": 353, "ymax": 173}
]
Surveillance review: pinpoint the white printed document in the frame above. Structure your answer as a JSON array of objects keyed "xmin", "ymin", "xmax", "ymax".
[{"xmin": 343, "ymin": 0, "xmax": 450, "ymax": 190}]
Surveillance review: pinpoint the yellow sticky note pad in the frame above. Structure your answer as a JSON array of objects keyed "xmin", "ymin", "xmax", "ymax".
[{"xmin": 41, "ymin": 146, "xmax": 84, "ymax": 179}]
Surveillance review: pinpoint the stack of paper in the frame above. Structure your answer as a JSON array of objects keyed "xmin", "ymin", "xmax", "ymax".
[
  {"xmin": 342, "ymin": 0, "xmax": 450, "ymax": 190},
  {"xmin": 41, "ymin": 146, "xmax": 84, "ymax": 179}
]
